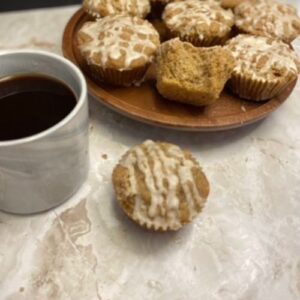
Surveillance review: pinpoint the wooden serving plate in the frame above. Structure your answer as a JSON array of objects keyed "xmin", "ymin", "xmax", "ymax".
[{"xmin": 62, "ymin": 9, "xmax": 297, "ymax": 131}]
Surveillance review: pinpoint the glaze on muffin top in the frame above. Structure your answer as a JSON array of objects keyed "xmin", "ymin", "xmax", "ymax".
[
  {"xmin": 226, "ymin": 34, "xmax": 300, "ymax": 81},
  {"xmin": 234, "ymin": 0, "xmax": 300, "ymax": 43},
  {"xmin": 77, "ymin": 15, "xmax": 160, "ymax": 70},
  {"xmin": 163, "ymin": 0, "xmax": 234, "ymax": 39},
  {"xmin": 83, "ymin": 0, "xmax": 151, "ymax": 18},
  {"xmin": 113, "ymin": 140, "xmax": 209, "ymax": 231}
]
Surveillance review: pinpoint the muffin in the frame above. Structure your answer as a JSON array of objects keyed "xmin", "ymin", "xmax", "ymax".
[
  {"xmin": 226, "ymin": 34, "xmax": 300, "ymax": 101},
  {"xmin": 112, "ymin": 140, "xmax": 210, "ymax": 231},
  {"xmin": 82, "ymin": 0, "xmax": 151, "ymax": 19},
  {"xmin": 156, "ymin": 38, "xmax": 235, "ymax": 106},
  {"xmin": 234, "ymin": 0, "xmax": 300, "ymax": 44},
  {"xmin": 162, "ymin": 0, "xmax": 234, "ymax": 47},
  {"xmin": 77, "ymin": 15, "xmax": 160, "ymax": 86},
  {"xmin": 221, "ymin": 0, "xmax": 245, "ymax": 9}
]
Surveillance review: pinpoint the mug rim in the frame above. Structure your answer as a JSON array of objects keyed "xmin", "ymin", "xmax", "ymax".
[{"xmin": 0, "ymin": 49, "xmax": 87, "ymax": 147}]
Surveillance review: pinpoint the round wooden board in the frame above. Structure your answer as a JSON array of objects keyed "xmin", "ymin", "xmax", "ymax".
[{"xmin": 62, "ymin": 9, "xmax": 297, "ymax": 131}]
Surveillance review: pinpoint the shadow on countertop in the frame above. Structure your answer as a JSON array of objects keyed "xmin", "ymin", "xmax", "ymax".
[{"xmin": 0, "ymin": 0, "xmax": 81, "ymax": 12}]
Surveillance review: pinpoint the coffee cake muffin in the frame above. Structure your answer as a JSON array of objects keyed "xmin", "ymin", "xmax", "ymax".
[
  {"xmin": 77, "ymin": 15, "xmax": 160, "ymax": 86},
  {"xmin": 226, "ymin": 34, "xmax": 300, "ymax": 101},
  {"xmin": 156, "ymin": 39, "xmax": 235, "ymax": 106},
  {"xmin": 234, "ymin": 0, "xmax": 300, "ymax": 44},
  {"xmin": 162, "ymin": 0, "xmax": 234, "ymax": 46},
  {"xmin": 112, "ymin": 140, "xmax": 210, "ymax": 231},
  {"xmin": 82, "ymin": 0, "xmax": 151, "ymax": 19}
]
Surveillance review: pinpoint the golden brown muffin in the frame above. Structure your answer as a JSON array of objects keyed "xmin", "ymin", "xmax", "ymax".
[
  {"xmin": 162, "ymin": 0, "xmax": 234, "ymax": 47},
  {"xmin": 82, "ymin": 0, "xmax": 151, "ymax": 19},
  {"xmin": 77, "ymin": 15, "xmax": 160, "ymax": 86},
  {"xmin": 156, "ymin": 38, "xmax": 235, "ymax": 106},
  {"xmin": 226, "ymin": 34, "xmax": 300, "ymax": 101},
  {"xmin": 221, "ymin": 0, "xmax": 245, "ymax": 9},
  {"xmin": 112, "ymin": 140, "xmax": 210, "ymax": 231},
  {"xmin": 234, "ymin": 0, "xmax": 300, "ymax": 44}
]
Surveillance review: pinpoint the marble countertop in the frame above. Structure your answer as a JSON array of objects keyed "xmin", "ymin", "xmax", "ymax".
[{"xmin": 1, "ymin": 4, "xmax": 300, "ymax": 300}]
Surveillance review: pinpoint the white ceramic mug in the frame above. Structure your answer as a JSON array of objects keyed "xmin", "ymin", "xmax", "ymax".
[{"xmin": 0, "ymin": 50, "xmax": 89, "ymax": 214}]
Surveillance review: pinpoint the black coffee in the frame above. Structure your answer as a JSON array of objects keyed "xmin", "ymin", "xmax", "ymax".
[{"xmin": 0, "ymin": 74, "xmax": 77, "ymax": 141}]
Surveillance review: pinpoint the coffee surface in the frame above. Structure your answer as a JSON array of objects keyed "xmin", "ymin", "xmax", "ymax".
[{"xmin": 0, "ymin": 74, "xmax": 77, "ymax": 141}]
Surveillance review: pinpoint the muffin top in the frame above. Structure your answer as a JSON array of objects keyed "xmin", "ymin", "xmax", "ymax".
[
  {"xmin": 82, "ymin": 0, "xmax": 151, "ymax": 19},
  {"xmin": 112, "ymin": 140, "xmax": 209, "ymax": 231},
  {"xmin": 77, "ymin": 15, "xmax": 160, "ymax": 71},
  {"xmin": 163, "ymin": 0, "xmax": 234, "ymax": 39},
  {"xmin": 234, "ymin": 0, "xmax": 300, "ymax": 43},
  {"xmin": 226, "ymin": 34, "xmax": 300, "ymax": 81}
]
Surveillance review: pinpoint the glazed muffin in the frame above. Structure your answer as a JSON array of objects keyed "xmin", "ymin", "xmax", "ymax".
[
  {"xmin": 234, "ymin": 0, "xmax": 300, "ymax": 44},
  {"xmin": 221, "ymin": 0, "xmax": 245, "ymax": 9},
  {"xmin": 156, "ymin": 38, "xmax": 235, "ymax": 106},
  {"xmin": 112, "ymin": 140, "xmax": 210, "ymax": 231},
  {"xmin": 82, "ymin": 0, "xmax": 151, "ymax": 19},
  {"xmin": 226, "ymin": 34, "xmax": 300, "ymax": 101},
  {"xmin": 77, "ymin": 15, "xmax": 160, "ymax": 86},
  {"xmin": 162, "ymin": 0, "xmax": 234, "ymax": 47}
]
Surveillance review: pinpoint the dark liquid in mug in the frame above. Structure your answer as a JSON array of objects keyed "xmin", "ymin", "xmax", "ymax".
[{"xmin": 0, "ymin": 74, "xmax": 77, "ymax": 141}]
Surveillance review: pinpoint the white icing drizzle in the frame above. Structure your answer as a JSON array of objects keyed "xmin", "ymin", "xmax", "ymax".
[
  {"xmin": 226, "ymin": 34, "xmax": 300, "ymax": 81},
  {"xmin": 77, "ymin": 15, "xmax": 160, "ymax": 71},
  {"xmin": 83, "ymin": 0, "xmax": 151, "ymax": 18},
  {"xmin": 163, "ymin": 0, "xmax": 234, "ymax": 37},
  {"xmin": 234, "ymin": 0, "xmax": 300, "ymax": 42},
  {"xmin": 120, "ymin": 140, "xmax": 204, "ymax": 230}
]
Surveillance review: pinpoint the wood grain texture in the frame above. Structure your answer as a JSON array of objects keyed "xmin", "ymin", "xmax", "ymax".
[{"xmin": 62, "ymin": 9, "xmax": 297, "ymax": 131}]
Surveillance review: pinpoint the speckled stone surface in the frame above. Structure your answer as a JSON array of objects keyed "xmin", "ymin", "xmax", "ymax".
[{"xmin": 1, "ymin": 3, "xmax": 300, "ymax": 300}]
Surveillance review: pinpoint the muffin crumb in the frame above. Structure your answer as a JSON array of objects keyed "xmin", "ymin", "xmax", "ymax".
[{"xmin": 156, "ymin": 38, "xmax": 235, "ymax": 106}]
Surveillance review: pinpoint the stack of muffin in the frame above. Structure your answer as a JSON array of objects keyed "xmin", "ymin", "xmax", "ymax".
[{"xmin": 77, "ymin": 0, "xmax": 300, "ymax": 104}]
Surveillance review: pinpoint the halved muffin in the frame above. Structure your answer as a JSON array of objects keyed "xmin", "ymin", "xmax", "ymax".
[{"xmin": 156, "ymin": 39, "xmax": 235, "ymax": 106}]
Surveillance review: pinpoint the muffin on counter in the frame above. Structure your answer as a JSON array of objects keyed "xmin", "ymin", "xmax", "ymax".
[
  {"xmin": 234, "ymin": 0, "xmax": 300, "ymax": 44},
  {"xmin": 226, "ymin": 34, "xmax": 300, "ymax": 101},
  {"xmin": 76, "ymin": 15, "xmax": 160, "ymax": 86},
  {"xmin": 83, "ymin": 0, "xmax": 151, "ymax": 19},
  {"xmin": 112, "ymin": 140, "xmax": 210, "ymax": 231},
  {"xmin": 162, "ymin": 0, "xmax": 234, "ymax": 47},
  {"xmin": 156, "ymin": 38, "xmax": 235, "ymax": 106}
]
